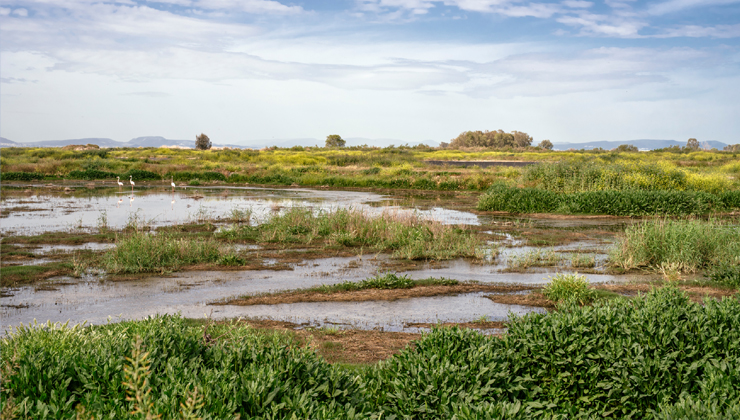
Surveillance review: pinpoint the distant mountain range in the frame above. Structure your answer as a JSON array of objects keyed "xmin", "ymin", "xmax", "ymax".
[
  {"xmin": 551, "ymin": 139, "xmax": 728, "ymax": 151},
  {"xmin": 0, "ymin": 136, "xmax": 439, "ymax": 149},
  {"xmin": 0, "ymin": 136, "xmax": 729, "ymax": 151},
  {"xmin": 0, "ymin": 136, "xmax": 244, "ymax": 149}
]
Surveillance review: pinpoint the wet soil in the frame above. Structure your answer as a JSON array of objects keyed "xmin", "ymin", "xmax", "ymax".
[
  {"xmin": 594, "ymin": 282, "xmax": 738, "ymax": 302},
  {"xmin": 404, "ymin": 320, "xmax": 507, "ymax": 331},
  {"xmin": 221, "ymin": 283, "xmax": 535, "ymax": 306},
  {"xmin": 217, "ymin": 319, "xmax": 418, "ymax": 364},
  {"xmin": 485, "ymin": 291, "xmax": 555, "ymax": 309}
]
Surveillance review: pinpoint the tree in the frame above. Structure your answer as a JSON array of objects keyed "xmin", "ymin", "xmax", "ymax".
[
  {"xmin": 724, "ymin": 144, "xmax": 740, "ymax": 152},
  {"xmin": 325, "ymin": 134, "xmax": 345, "ymax": 148},
  {"xmin": 195, "ymin": 133, "xmax": 212, "ymax": 150},
  {"xmin": 448, "ymin": 130, "xmax": 532, "ymax": 149},
  {"xmin": 615, "ymin": 144, "xmax": 638, "ymax": 152},
  {"xmin": 538, "ymin": 139, "xmax": 553, "ymax": 150},
  {"xmin": 686, "ymin": 138, "xmax": 700, "ymax": 151}
]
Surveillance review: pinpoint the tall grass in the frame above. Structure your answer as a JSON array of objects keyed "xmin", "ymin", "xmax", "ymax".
[
  {"xmin": 610, "ymin": 218, "xmax": 740, "ymax": 272},
  {"xmin": 102, "ymin": 232, "xmax": 233, "ymax": 273},
  {"xmin": 542, "ymin": 273, "xmax": 596, "ymax": 304},
  {"xmin": 4, "ymin": 288, "xmax": 740, "ymax": 418},
  {"xmin": 217, "ymin": 207, "xmax": 487, "ymax": 260},
  {"xmin": 477, "ymin": 183, "xmax": 739, "ymax": 215}
]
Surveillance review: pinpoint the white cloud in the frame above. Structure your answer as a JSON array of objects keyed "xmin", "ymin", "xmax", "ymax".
[
  {"xmin": 12, "ymin": 7, "xmax": 28, "ymax": 16},
  {"xmin": 654, "ymin": 23, "xmax": 740, "ymax": 38},
  {"xmin": 562, "ymin": 0, "xmax": 592, "ymax": 7},
  {"xmin": 648, "ymin": 0, "xmax": 740, "ymax": 15},
  {"xmin": 0, "ymin": 7, "xmax": 10, "ymax": 15}
]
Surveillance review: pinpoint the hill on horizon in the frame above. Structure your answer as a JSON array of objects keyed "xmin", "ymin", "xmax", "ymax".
[{"xmin": 551, "ymin": 139, "xmax": 728, "ymax": 151}]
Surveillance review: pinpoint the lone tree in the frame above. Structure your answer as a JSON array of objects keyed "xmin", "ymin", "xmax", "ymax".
[
  {"xmin": 686, "ymin": 138, "xmax": 700, "ymax": 151},
  {"xmin": 195, "ymin": 133, "xmax": 212, "ymax": 150},
  {"xmin": 325, "ymin": 134, "xmax": 345, "ymax": 148},
  {"xmin": 538, "ymin": 139, "xmax": 554, "ymax": 150}
]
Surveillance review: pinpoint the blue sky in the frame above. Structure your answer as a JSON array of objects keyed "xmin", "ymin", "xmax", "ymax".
[{"xmin": 1, "ymin": 0, "xmax": 739, "ymax": 145}]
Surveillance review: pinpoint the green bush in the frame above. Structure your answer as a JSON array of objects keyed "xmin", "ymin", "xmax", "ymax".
[
  {"xmin": 4, "ymin": 288, "xmax": 740, "ymax": 418},
  {"xmin": 67, "ymin": 169, "xmax": 119, "ymax": 180},
  {"xmin": 121, "ymin": 169, "xmax": 161, "ymax": 181},
  {"xmin": 542, "ymin": 273, "xmax": 595, "ymax": 304},
  {"xmin": 708, "ymin": 262, "xmax": 740, "ymax": 288},
  {"xmin": 477, "ymin": 184, "xmax": 734, "ymax": 215},
  {"xmin": 169, "ymin": 171, "xmax": 226, "ymax": 182},
  {"xmin": 0, "ymin": 171, "xmax": 45, "ymax": 181}
]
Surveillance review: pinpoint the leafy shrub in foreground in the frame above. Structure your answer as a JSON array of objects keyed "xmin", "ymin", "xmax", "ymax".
[
  {"xmin": 3, "ymin": 288, "xmax": 740, "ymax": 418},
  {"xmin": 370, "ymin": 287, "xmax": 740, "ymax": 419},
  {"xmin": 1, "ymin": 316, "xmax": 360, "ymax": 419}
]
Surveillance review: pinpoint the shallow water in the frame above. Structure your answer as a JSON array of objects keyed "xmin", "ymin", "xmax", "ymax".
[
  {"xmin": 1, "ymin": 186, "xmax": 481, "ymax": 235},
  {"xmin": 1, "ymin": 254, "xmax": 648, "ymax": 334}
]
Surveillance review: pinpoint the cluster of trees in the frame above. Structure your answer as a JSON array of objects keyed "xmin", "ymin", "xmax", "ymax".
[
  {"xmin": 195, "ymin": 133, "xmax": 211, "ymax": 150},
  {"xmin": 449, "ymin": 130, "xmax": 533, "ymax": 149}
]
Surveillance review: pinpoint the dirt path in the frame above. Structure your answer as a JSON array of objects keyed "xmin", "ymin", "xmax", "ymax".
[{"xmin": 221, "ymin": 283, "xmax": 535, "ymax": 306}]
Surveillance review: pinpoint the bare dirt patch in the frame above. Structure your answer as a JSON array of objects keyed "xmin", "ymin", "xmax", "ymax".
[
  {"xmin": 484, "ymin": 291, "xmax": 555, "ymax": 309},
  {"xmin": 221, "ymin": 283, "xmax": 535, "ymax": 306},
  {"xmin": 405, "ymin": 321, "xmax": 507, "ymax": 331}
]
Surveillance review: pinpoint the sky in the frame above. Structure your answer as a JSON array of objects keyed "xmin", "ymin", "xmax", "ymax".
[{"xmin": 1, "ymin": 0, "xmax": 739, "ymax": 146}]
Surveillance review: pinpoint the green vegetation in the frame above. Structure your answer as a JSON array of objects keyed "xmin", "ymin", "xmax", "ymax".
[
  {"xmin": 4, "ymin": 288, "xmax": 740, "ymax": 418},
  {"xmin": 102, "ymin": 232, "xmax": 237, "ymax": 274},
  {"xmin": 217, "ymin": 207, "xmax": 487, "ymax": 260},
  {"xmin": 708, "ymin": 262, "xmax": 740, "ymax": 288},
  {"xmin": 610, "ymin": 218, "xmax": 740, "ymax": 273},
  {"xmin": 307, "ymin": 274, "xmax": 456, "ymax": 294},
  {"xmin": 0, "ymin": 171, "xmax": 45, "ymax": 181},
  {"xmin": 2, "ymin": 146, "xmax": 737, "ymax": 197},
  {"xmin": 542, "ymin": 273, "xmax": 596, "ymax": 304},
  {"xmin": 477, "ymin": 183, "xmax": 740, "ymax": 215},
  {"xmin": 0, "ymin": 262, "xmax": 73, "ymax": 287}
]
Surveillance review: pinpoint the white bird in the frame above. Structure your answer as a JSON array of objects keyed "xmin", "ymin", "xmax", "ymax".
[
  {"xmin": 117, "ymin": 198, "xmax": 123, "ymax": 208},
  {"xmin": 171, "ymin": 177, "xmax": 176, "ymax": 192},
  {"xmin": 129, "ymin": 175, "xmax": 135, "ymax": 192},
  {"xmin": 116, "ymin": 176, "xmax": 123, "ymax": 189}
]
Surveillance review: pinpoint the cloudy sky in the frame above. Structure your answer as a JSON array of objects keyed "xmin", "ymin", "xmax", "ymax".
[{"xmin": 1, "ymin": 0, "xmax": 739, "ymax": 145}]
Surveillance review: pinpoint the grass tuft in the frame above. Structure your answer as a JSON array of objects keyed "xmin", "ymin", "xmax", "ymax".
[{"xmin": 542, "ymin": 273, "xmax": 596, "ymax": 305}]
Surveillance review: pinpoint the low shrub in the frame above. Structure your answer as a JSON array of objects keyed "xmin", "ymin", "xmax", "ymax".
[
  {"xmin": 4, "ymin": 288, "xmax": 740, "ymax": 418},
  {"xmin": 0, "ymin": 171, "xmax": 45, "ymax": 181},
  {"xmin": 708, "ymin": 262, "xmax": 740, "ymax": 288},
  {"xmin": 169, "ymin": 171, "xmax": 226, "ymax": 182},
  {"xmin": 477, "ymin": 183, "xmax": 735, "ymax": 215},
  {"xmin": 121, "ymin": 169, "xmax": 161, "ymax": 181},
  {"xmin": 67, "ymin": 169, "xmax": 118, "ymax": 180}
]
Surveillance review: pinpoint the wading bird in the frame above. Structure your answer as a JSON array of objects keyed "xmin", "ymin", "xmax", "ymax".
[
  {"xmin": 116, "ymin": 176, "xmax": 123, "ymax": 190},
  {"xmin": 171, "ymin": 177, "xmax": 176, "ymax": 192},
  {"xmin": 129, "ymin": 175, "xmax": 135, "ymax": 193}
]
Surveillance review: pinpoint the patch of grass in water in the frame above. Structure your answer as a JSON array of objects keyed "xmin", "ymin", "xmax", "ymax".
[
  {"xmin": 217, "ymin": 207, "xmax": 491, "ymax": 261},
  {"xmin": 542, "ymin": 273, "xmax": 597, "ymax": 305},
  {"xmin": 102, "ymin": 231, "xmax": 236, "ymax": 274},
  {"xmin": 610, "ymin": 218, "xmax": 740, "ymax": 273},
  {"xmin": 0, "ymin": 262, "xmax": 73, "ymax": 287}
]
